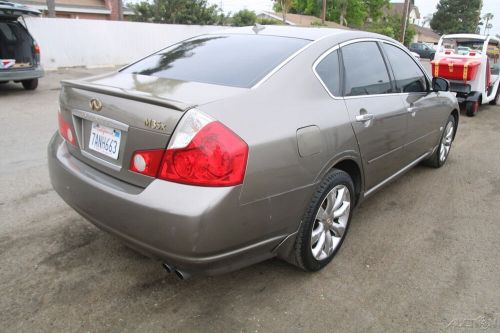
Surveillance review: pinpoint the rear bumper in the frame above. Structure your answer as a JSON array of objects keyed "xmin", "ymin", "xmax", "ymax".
[
  {"xmin": 48, "ymin": 133, "xmax": 284, "ymax": 275},
  {"xmin": 0, "ymin": 66, "xmax": 44, "ymax": 81}
]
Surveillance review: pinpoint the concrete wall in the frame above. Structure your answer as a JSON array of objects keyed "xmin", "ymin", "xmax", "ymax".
[{"xmin": 24, "ymin": 18, "xmax": 224, "ymax": 69}]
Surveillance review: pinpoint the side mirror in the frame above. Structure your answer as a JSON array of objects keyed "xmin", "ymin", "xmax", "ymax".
[{"xmin": 432, "ymin": 77, "xmax": 450, "ymax": 92}]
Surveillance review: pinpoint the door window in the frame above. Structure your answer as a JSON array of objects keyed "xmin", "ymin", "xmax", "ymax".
[
  {"xmin": 341, "ymin": 42, "xmax": 392, "ymax": 96},
  {"xmin": 315, "ymin": 49, "xmax": 341, "ymax": 96},
  {"xmin": 382, "ymin": 43, "xmax": 428, "ymax": 93}
]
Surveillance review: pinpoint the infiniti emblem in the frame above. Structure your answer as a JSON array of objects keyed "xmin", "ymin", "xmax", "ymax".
[{"xmin": 89, "ymin": 98, "xmax": 102, "ymax": 112}]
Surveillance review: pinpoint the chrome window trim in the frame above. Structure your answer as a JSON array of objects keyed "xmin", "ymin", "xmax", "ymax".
[
  {"xmin": 251, "ymin": 34, "xmax": 331, "ymax": 89},
  {"xmin": 312, "ymin": 44, "xmax": 342, "ymax": 100},
  {"xmin": 312, "ymin": 37, "xmax": 434, "ymax": 100},
  {"xmin": 379, "ymin": 40, "xmax": 433, "ymax": 89}
]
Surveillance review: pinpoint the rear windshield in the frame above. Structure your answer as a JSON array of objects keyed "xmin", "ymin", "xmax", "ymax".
[{"xmin": 122, "ymin": 34, "xmax": 310, "ymax": 88}]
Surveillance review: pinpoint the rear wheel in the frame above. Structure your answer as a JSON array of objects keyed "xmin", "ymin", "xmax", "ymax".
[
  {"xmin": 22, "ymin": 79, "xmax": 38, "ymax": 90},
  {"xmin": 490, "ymin": 86, "xmax": 499, "ymax": 105},
  {"xmin": 465, "ymin": 100, "xmax": 479, "ymax": 117},
  {"xmin": 294, "ymin": 169, "xmax": 354, "ymax": 272}
]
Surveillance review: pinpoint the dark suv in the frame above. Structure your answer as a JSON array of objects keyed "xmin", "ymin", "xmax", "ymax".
[
  {"xmin": 0, "ymin": 1, "xmax": 43, "ymax": 90},
  {"xmin": 409, "ymin": 42, "xmax": 436, "ymax": 60}
]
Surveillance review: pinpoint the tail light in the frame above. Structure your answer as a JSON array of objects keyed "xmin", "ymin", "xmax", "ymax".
[
  {"xmin": 129, "ymin": 149, "xmax": 164, "ymax": 177},
  {"xmin": 34, "ymin": 42, "xmax": 40, "ymax": 55},
  {"xmin": 58, "ymin": 112, "xmax": 76, "ymax": 146},
  {"xmin": 129, "ymin": 109, "xmax": 248, "ymax": 187}
]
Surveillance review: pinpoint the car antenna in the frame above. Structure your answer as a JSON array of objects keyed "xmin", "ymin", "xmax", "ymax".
[{"xmin": 252, "ymin": 23, "xmax": 265, "ymax": 34}]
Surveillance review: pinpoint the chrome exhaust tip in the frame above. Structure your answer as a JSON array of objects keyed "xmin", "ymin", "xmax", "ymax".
[
  {"xmin": 174, "ymin": 269, "xmax": 191, "ymax": 280},
  {"xmin": 162, "ymin": 262, "xmax": 175, "ymax": 273}
]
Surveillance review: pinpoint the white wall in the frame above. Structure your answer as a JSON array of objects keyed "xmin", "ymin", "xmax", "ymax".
[{"xmin": 24, "ymin": 18, "xmax": 224, "ymax": 69}]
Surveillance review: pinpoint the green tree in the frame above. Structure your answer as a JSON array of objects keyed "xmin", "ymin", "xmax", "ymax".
[
  {"xmin": 273, "ymin": 0, "xmax": 293, "ymax": 23},
  {"xmin": 430, "ymin": 0, "xmax": 482, "ymax": 34},
  {"xmin": 130, "ymin": 0, "xmax": 222, "ymax": 25},
  {"xmin": 327, "ymin": 0, "xmax": 367, "ymax": 27},
  {"xmin": 367, "ymin": 14, "xmax": 415, "ymax": 45},
  {"xmin": 363, "ymin": 0, "xmax": 390, "ymax": 22},
  {"xmin": 231, "ymin": 9, "xmax": 257, "ymax": 26}
]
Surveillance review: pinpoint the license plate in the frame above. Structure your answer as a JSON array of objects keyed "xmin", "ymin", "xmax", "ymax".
[{"xmin": 88, "ymin": 122, "xmax": 121, "ymax": 159}]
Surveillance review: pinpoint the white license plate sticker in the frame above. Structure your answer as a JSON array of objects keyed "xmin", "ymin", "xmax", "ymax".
[{"xmin": 89, "ymin": 123, "xmax": 121, "ymax": 160}]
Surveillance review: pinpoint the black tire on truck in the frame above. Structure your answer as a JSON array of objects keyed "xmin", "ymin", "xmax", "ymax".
[{"xmin": 22, "ymin": 79, "xmax": 38, "ymax": 90}]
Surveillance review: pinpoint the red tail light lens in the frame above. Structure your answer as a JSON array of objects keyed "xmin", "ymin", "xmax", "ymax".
[
  {"xmin": 34, "ymin": 42, "xmax": 40, "ymax": 54},
  {"xmin": 129, "ymin": 149, "xmax": 165, "ymax": 177},
  {"xmin": 158, "ymin": 121, "xmax": 248, "ymax": 186},
  {"xmin": 128, "ymin": 109, "xmax": 248, "ymax": 187},
  {"xmin": 58, "ymin": 112, "xmax": 76, "ymax": 146}
]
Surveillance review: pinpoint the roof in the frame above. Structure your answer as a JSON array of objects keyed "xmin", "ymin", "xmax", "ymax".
[
  {"xmin": 441, "ymin": 34, "xmax": 500, "ymax": 43},
  {"xmin": 414, "ymin": 25, "xmax": 440, "ymax": 40},
  {"xmin": 215, "ymin": 25, "xmax": 352, "ymax": 41},
  {"xmin": 385, "ymin": 2, "xmax": 420, "ymax": 19},
  {"xmin": 258, "ymin": 11, "xmax": 350, "ymax": 30}
]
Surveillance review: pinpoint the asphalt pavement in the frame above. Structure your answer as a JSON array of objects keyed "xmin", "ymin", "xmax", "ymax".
[{"xmin": 0, "ymin": 67, "xmax": 499, "ymax": 332}]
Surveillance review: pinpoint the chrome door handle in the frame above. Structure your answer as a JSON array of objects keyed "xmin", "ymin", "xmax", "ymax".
[{"xmin": 355, "ymin": 114, "xmax": 374, "ymax": 122}]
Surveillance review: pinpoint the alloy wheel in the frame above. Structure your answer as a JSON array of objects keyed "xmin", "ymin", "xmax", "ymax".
[
  {"xmin": 310, "ymin": 185, "xmax": 351, "ymax": 260},
  {"xmin": 439, "ymin": 121, "xmax": 454, "ymax": 163}
]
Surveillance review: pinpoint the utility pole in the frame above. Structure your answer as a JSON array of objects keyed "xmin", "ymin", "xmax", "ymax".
[
  {"xmin": 321, "ymin": 0, "xmax": 326, "ymax": 24},
  {"xmin": 399, "ymin": 0, "xmax": 410, "ymax": 44},
  {"xmin": 46, "ymin": 0, "xmax": 55, "ymax": 17},
  {"xmin": 117, "ymin": 0, "xmax": 123, "ymax": 20}
]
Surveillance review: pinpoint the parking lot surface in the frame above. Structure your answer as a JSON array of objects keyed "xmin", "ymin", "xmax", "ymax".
[{"xmin": 1, "ymin": 68, "xmax": 499, "ymax": 332}]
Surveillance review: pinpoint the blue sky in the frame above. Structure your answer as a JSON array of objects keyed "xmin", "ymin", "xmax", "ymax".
[{"xmin": 208, "ymin": 0, "xmax": 500, "ymax": 36}]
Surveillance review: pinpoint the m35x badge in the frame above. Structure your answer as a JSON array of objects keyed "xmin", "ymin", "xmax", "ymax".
[{"xmin": 89, "ymin": 98, "xmax": 102, "ymax": 112}]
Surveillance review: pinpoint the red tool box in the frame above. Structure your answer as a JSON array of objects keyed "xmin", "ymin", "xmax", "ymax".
[{"xmin": 431, "ymin": 57, "xmax": 481, "ymax": 81}]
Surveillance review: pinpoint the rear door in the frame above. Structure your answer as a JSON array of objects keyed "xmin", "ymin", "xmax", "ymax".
[
  {"xmin": 381, "ymin": 42, "xmax": 444, "ymax": 162},
  {"xmin": 341, "ymin": 41, "xmax": 408, "ymax": 190}
]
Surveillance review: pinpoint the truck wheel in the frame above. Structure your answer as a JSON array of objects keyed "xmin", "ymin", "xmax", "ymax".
[
  {"xmin": 22, "ymin": 79, "xmax": 38, "ymax": 90},
  {"xmin": 465, "ymin": 101, "xmax": 479, "ymax": 117},
  {"xmin": 489, "ymin": 86, "xmax": 499, "ymax": 105},
  {"xmin": 294, "ymin": 169, "xmax": 355, "ymax": 272}
]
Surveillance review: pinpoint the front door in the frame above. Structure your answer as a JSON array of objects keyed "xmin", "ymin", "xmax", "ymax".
[{"xmin": 381, "ymin": 42, "xmax": 445, "ymax": 162}]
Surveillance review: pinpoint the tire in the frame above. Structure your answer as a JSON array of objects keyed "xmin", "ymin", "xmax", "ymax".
[
  {"xmin": 294, "ymin": 169, "xmax": 355, "ymax": 272},
  {"xmin": 425, "ymin": 115, "xmax": 456, "ymax": 168},
  {"xmin": 489, "ymin": 86, "xmax": 499, "ymax": 105},
  {"xmin": 22, "ymin": 78, "xmax": 38, "ymax": 90},
  {"xmin": 465, "ymin": 100, "xmax": 479, "ymax": 117}
]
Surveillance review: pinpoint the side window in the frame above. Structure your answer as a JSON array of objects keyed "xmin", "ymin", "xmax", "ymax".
[
  {"xmin": 315, "ymin": 49, "xmax": 341, "ymax": 96},
  {"xmin": 382, "ymin": 43, "xmax": 428, "ymax": 93},
  {"xmin": 341, "ymin": 42, "xmax": 392, "ymax": 96}
]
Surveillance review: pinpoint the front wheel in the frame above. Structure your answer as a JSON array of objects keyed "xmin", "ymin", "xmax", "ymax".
[
  {"xmin": 294, "ymin": 169, "xmax": 355, "ymax": 272},
  {"xmin": 425, "ymin": 115, "xmax": 456, "ymax": 168}
]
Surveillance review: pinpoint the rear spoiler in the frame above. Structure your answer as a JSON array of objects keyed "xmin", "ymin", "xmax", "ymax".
[{"xmin": 61, "ymin": 80, "xmax": 195, "ymax": 112}]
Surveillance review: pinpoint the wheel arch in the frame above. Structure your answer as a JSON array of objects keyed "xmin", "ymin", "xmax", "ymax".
[
  {"xmin": 451, "ymin": 108, "xmax": 459, "ymax": 139},
  {"xmin": 330, "ymin": 158, "xmax": 363, "ymax": 205}
]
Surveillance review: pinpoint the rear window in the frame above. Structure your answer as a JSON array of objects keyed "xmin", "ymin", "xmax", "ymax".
[{"xmin": 122, "ymin": 34, "xmax": 310, "ymax": 88}]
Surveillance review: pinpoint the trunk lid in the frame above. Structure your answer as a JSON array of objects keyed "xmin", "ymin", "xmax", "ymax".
[{"xmin": 59, "ymin": 72, "xmax": 248, "ymax": 188}]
